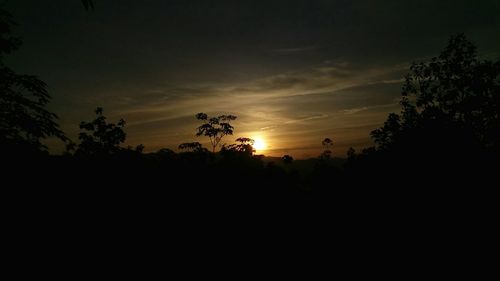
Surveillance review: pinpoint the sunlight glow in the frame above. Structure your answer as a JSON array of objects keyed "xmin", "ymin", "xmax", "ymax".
[{"xmin": 253, "ymin": 137, "xmax": 266, "ymax": 151}]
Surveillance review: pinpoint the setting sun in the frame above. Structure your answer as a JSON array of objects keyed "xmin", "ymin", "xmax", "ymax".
[{"xmin": 253, "ymin": 137, "xmax": 266, "ymax": 151}]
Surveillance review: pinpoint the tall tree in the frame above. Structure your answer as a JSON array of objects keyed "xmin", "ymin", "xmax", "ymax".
[
  {"xmin": 0, "ymin": 9, "xmax": 66, "ymax": 154},
  {"xmin": 195, "ymin": 113, "xmax": 237, "ymax": 152},
  {"xmin": 372, "ymin": 34, "xmax": 500, "ymax": 151}
]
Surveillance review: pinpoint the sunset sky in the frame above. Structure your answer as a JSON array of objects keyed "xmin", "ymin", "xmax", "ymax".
[{"xmin": 6, "ymin": 0, "xmax": 500, "ymax": 158}]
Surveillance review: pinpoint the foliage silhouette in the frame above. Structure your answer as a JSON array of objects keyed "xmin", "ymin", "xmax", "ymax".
[
  {"xmin": 372, "ymin": 34, "xmax": 500, "ymax": 154},
  {"xmin": 74, "ymin": 107, "xmax": 128, "ymax": 156},
  {"xmin": 347, "ymin": 34, "xmax": 500, "ymax": 189},
  {"xmin": 322, "ymin": 138, "xmax": 333, "ymax": 148},
  {"xmin": 282, "ymin": 155, "xmax": 294, "ymax": 164},
  {"xmin": 225, "ymin": 137, "xmax": 255, "ymax": 156},
  {"xmin": 320, "ymin": 138, "xmax": 333, "ymax": 159},
  {"xmin": 195, "ymin": 112, "xmax": 237, "ymax": 152},
  {"xmin": 178, "ymin": 142, "xmax": 207, "ymax": 153},
  {"xmin": 0, "ymin": 9, "xmax": 66, "ymax": 155}
]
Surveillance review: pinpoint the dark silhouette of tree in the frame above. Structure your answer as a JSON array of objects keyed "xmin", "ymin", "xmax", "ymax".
[
  {"xmin": 320, "ymin": 138, "xmax": 333, "ymax": 159},
  {"xmin": 0, "ymin": 9, "xmax": 66, "ymax": 154},
  {"xmin": 75, "ymin": 107, "xmax": 127, "ymax": 156},
  {"xmin": 347, "ymin": 147, "xmax": 356, "ymax": 160},
  {"xmin": 178, "ymin": 142, "xmax": 207, "ymax": 153},
  {"xmin": 282, "ymin": 155, "xmax": 294, "ymax": 164},
  {"xmin": 195, "ymin": 112, "xmax": 237, "ymax": 152},
  {"xmin": 372, "ymin": 34, "xmax": 500, "ymax": 152},
  {"xmin": 225, "ymin": 137, "xmax": 255, "ymax": 156},
  {"xmin": 322, "ymin": 138, "xmax": 333, "ymax": 148},
  {"xmin": 371, "ymin": 113, "xmax": 402, "ymax": 151}
]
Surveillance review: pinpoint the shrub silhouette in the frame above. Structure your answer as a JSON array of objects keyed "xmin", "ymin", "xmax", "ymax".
[{"xmin": 282, "ymin": 155, "xmax": 294, "ymax": 164}]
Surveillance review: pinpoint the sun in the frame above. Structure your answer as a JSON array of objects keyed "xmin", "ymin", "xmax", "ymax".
[{"xmin": 253, "ymin": 137, "xmax": 266, "ymax": 151}]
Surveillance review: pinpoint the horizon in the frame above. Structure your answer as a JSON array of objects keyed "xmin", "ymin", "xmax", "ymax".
[{"xmin": 5, "ymin": 1, "xmax": 500, "ymax": 159}]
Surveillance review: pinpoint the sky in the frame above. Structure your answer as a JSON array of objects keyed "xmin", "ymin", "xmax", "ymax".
[{"xmin": 5, "ymin": 0, "xmax": 500, "ymax": 158}]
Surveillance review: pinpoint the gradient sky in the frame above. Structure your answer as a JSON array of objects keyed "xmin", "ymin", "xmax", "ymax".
[{"xmin": 5, "ymin": 0, "xmax": 500, "ymax": 158}]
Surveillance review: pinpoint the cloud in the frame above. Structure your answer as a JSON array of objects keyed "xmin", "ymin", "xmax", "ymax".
[
  {"xmin": 284, "ymin": 114, "xmax": 329, "ymax": 124},
  {"xmin": 268, "ymin": 46, "xmax": 318, "ymax": 54},
  {"xmin": 343, "ymin": 107, "xmax": 369, "ymax": 115},
  {"xmin": 112, "ymin": 61, "xmax": 406, "ymax": 134},
  {"xmin": 223, "ymin": 62, "xmax": 408, "ymax": 101},
  {"xmin": 96, "ymin": 61, "xmax": 408, "ymax": 156},
  {"xmin": 342, "ymin": 103, "xmax": 400, "ymax": 115}
]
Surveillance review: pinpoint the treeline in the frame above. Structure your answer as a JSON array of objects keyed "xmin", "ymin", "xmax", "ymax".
[{"xmin": 1, "ymin": 3, "xmax": 499, "ymax": 192}]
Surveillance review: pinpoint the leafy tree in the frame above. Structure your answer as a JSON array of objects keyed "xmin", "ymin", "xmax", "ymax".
[
  {"xmin": 178, "ymin": 142, "xmax": 207, "ymax": 153},
  {"xmin": 195, "ymin": 112, "xmax": 237, "ymax": 152},
  {"xmin": 371, "ymin": 113, "xmax": 402, "ymax": 151},
  {"xmin": 75, "ymin": 107, "xmax": 127, "ymax": 156},
  {"xmin": 282, "ymin": 155, "xmax": 294, "ymax": 164},
  {"xmin": 0, "ymin": 9, "xmax": 66, "ymax": 154},
  {"xmin": 225, "ymin": 137, "xmax": 255, "ymax": 156},
  {"xmin": 372, "ymin": 34, "xmax": 500, "ymax": 151}
]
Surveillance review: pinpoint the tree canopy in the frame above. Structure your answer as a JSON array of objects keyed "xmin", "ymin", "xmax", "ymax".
[
  {"xmin": 0, "ymin": 8, "xmax": 66, "ymax": 155},
  {"xmin": 225, "ymin": 137, "xmax": 255, "ymax": 156},
  {"xmin": 74, "ymin": 107, "xmax": 127, "ymax": 156},
  {"xmin": 372, "ymin": 34, "xmax": 500, "ymax": 153},
  {"xmin": 195, "ymin": 113, "xmax": 237, "ymax": 152},
  {"xmin": 178, "ymin": 142, "xmax": 207, "ymax": 153}
]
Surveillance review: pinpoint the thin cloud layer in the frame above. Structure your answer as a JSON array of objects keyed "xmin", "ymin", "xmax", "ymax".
[
  {"xmin": 6, "ymin": 0, "xmax": 499, "ymax": 157},
  {"xmin": 109, "ymin": 62, "xmax": 406, "ymax": 156}
]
